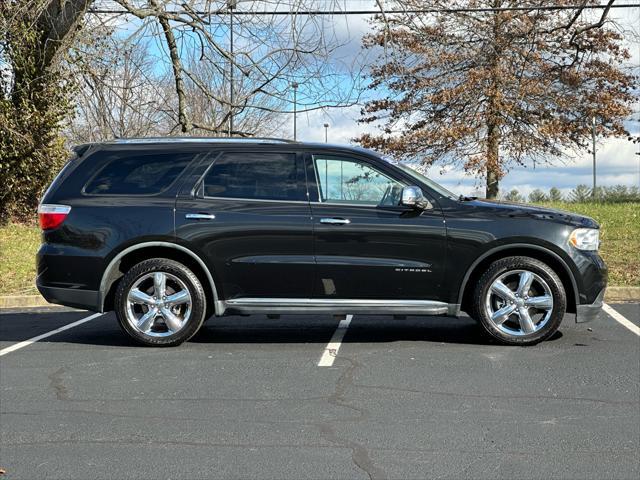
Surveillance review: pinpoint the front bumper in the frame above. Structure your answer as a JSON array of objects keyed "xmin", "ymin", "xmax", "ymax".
[{"xmin": 575, "ymin": 287, "xmax": 605, "ymax": 323}]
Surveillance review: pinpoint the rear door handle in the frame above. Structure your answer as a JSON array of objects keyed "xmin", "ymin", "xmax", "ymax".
[
  {"xmin": 320, "ymin": 217, "xmax": 351, "ymax": 225},
  {"xmin": 185, "ymin": 213, "xmax": 216, "ymax": 220}
]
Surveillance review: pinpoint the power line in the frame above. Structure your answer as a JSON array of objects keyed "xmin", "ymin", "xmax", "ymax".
[{"xmin": 88, "ymin": 3, "xmax": 640, "ymax": 16}]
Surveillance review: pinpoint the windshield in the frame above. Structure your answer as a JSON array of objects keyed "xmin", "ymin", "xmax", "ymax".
[{"xmin": 395, "ymin": 163, "xmax": 458, "ymax": 200}]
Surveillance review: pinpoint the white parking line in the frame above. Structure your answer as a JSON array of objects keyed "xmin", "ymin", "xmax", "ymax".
[
  {"xmin": 0, "ymin": 312, "xmax": 105, "ymax": 357},
  {"xmin": 603, "ymin": 303, "xmax": 639, "ymax": 336},
  {"xmin": 318, "ymin": 315, "xmax": 353, "ymax": 367}
]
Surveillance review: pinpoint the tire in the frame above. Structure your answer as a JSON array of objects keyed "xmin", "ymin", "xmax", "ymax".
[
  {"xmin": 471, "ymin": 256, "xmax": 566, "ymax": 346},
  {"xmin": 115, "ymin": 258, "xmax": 207, "ymax": 347}
]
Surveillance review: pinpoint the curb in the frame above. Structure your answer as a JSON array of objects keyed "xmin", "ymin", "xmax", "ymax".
[
  {"xmin": 0, "ymin": 295, "xmax": 56, "ymax": 309},
  {"xmin": 1, "ymin": 287, "xmax": 639, "ymax": 309},
  {"xmin": 605, "ymin": 286, "xmax": 640, "ymax": 302}
]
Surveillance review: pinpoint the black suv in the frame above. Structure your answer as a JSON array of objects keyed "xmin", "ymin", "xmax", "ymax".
[{"xmin": 37, "ymin": 138, "xmax": 607, "ymax": 346}]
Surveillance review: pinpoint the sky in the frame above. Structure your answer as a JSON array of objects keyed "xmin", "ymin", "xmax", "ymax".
[
  {"xmin": 94, "ymin": 1, "xmax": 640, "ymax": 198},
  {"xmin": 277, "ymin": 1, "xmax": 640, "ymax": 198}
]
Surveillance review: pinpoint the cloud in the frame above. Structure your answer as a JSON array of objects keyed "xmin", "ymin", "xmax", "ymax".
[
  {"xmin": 428, "ymin": 136, "xmax": 640, "ymax": 197},
  {"xmin": 289, "ymin": 108, "xmax": 640, "ymax": 197},
  {"xmin": 295, "ymin": 104, "xmax": 364, "ymax": 142}
]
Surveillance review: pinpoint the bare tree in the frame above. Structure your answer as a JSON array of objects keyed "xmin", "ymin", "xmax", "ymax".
[
  {"xmin": 103, "ymin": 0, "xmax": 364, "ymax": 136},
  {"xmin": 67, "ymin": 33, "xmax": 171, "ymax": 142},
  {"xmin": 179, "ymin": 56, "xmax": 288, "ymax": 136}
]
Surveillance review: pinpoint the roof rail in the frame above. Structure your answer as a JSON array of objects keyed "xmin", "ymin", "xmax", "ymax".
[{"xmin": 108, "ymin": 136, "xmax": 296, "ymax": 144}]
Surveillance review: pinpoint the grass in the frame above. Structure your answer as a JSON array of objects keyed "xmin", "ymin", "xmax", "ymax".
[
  {"xmin": 537, "ymin": 202, "xmax": 640, "ymax": 287},
  {"xmin": 0, "ymin": 222, "xmax": 41, "ymax": 296},
  {"xmin": 0, "ymin": 202, "xmax": 638, "ymax": 296}
]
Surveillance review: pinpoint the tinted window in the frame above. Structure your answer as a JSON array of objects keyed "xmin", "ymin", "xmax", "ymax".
[
  {"xmin": 314, "ymin": 156, "xmax": 404, "ymax": 206},
  {"xmin": 84, "ymin": 152, "xmax": 194, "ymax": 195},
  {"xmin": 203, "ymin": 152, "xmax": 306, "ymax": 201}
]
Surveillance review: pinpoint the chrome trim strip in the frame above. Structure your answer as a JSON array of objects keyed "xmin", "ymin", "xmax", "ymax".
[
  {"xmin": 98, "ymin": 241, "xmax": 219, "ymax": 315},
  {"xmin": 202, "ymin": 195, "xmax": 309, "ymax": 204},
  {"xmin": 320, "ymin": 218, "xmax": 351, "ymax": 225},
  {"xmin": 231, "ymin": 255, "xmax": 315, "ymax": 265},
  {"xmin": 222, "ymin": 298, "xmax": 451, "ymax": 315},
  {"xmin": 185, "ymin": 213, "xmax": 216, "ymax": 220},
  {"xmin": 315, "ymin": 256, "xmax": 431, "ymax": 268},
  {"xmin": 310, "ymin": 201, "xmax": 395, "ymax": 208},
  {"xmin": 226, "ymin": 298, "xmax": 448, "ymax": 306}
]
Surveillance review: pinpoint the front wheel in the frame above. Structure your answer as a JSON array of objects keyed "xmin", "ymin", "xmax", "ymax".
[
  {"xmin": 471, "ymin": 256, "xmax": 566, "ymax": 345},
  {"xmin": 115, "ymin": 258, "xmax": 207, "ymax": 347}
]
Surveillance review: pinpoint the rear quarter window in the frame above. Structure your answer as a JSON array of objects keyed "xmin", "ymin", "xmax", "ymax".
[
  {"xmin": 84, "ymin": 152, "xmax": 194, "ymax": 195},
  {"xmin": 41, "ymin": 150, "xmax": 82, "ymax": 203}
]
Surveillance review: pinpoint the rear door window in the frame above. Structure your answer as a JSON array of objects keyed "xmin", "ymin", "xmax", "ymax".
[
  {"xmin": 203, "ymin": 152, "xmax": 306, "ymax": 201},
  {"xmin": 84, "ymin": 152, "xmax": 194, "ymax": 195}
]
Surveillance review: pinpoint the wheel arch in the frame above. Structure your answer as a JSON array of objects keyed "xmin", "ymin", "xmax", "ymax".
[
  {"xmin": 457, "ymin": 244, "xmax": 578, "ymax": 316},
  {"xmin": 99, "ymin": 242, "xmax": 219, "ymax": 315}
]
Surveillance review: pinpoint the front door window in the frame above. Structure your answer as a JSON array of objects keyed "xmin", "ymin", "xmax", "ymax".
[{"xmin": 313, "ymin": 156, "xmax": 404, "ymax": 206}]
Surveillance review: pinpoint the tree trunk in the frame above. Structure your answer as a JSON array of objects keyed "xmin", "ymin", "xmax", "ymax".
[
  {"xmin": 0, "ymin": 1, "xmax": 92, "ymax": 221},
  {"xmin": 485, "ymin": 0, "xmax": 502, "ymax": 200},
  {"xmin": 486, "ymin": 166, "xmax": 499, "ymax": 199},
  {"xmin": 39, "ymin": 0, "xmax": 93, "ymax": 68},
  {"xmin": 486, "ymin": 120, "xmax": 500, "ymax": 199},
  {"xmin": 155, "ymin": 12, "xmax": 192, "ymax": 133}
]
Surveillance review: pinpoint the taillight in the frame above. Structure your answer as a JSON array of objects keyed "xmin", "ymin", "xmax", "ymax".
[{"xmin": 38, "ymin": 204, "xmax": 71, "ymax": 230}]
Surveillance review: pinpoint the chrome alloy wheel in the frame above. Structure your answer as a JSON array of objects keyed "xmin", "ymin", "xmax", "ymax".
[
  {"xmin": 125, "ymin": 272, "xmax": 192, "ymax": 337},
  {"xmin": 484, "ymin": 269, "xmax": 554, "ymax": 336}
]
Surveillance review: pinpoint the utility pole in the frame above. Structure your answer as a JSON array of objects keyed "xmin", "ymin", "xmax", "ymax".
[
  {"xmin": 591, "ymin": 116, "xmax": 597, "ymax": 199},
  {"xmin": 324, "ymin": 123, "xmax": 329, "ymax": 143},
  {"xmin": 228, "ymin": 0, "xmax": 237, "ymax": 137},
  {"xmin": 292, "ymin": 82, "xmax": 299, "ymax": 141}
]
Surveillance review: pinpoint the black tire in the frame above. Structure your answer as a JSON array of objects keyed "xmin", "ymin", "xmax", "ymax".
[
  {"xmin": 471, "ymin": 256, "xmax": 566, "ymax": 346},
  {"xmin": 115, "ymin": 258, "xmax": 207, "ymax": 347}
]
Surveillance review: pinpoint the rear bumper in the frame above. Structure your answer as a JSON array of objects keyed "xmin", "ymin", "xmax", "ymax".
[
  {"xmin": 36, "ymin": 242, "xmax": 104, "ymax": 312},
  {"xmin": 575, "ymin": 287, "xmax": 605, "ymax": 323},
  {"xmin": 36, "ymin": 283, "xmax": 101, "ymax": 312}
]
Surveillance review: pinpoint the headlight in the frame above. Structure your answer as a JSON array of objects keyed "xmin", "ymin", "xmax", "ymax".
[{"xmin": 569, "ymin": 228, "xmax": 600, "ymax": 251}]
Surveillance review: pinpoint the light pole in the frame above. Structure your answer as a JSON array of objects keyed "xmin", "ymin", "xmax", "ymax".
[
  {"xmin": 292, "ymin": 82, "xmax": 299, "ymax": 141},
  {"xmin": 228, "ymin": 0, "xmax": 237, "ymax": 137},
  {"xmin": 324, "ymin": 123, "xmax": 329, "ymax": 143},
  {"xmin": 591, "ymin": 116, "xmax": 597, "ymax": 199}
]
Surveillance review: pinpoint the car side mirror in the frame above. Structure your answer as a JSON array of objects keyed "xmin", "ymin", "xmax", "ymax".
[{"xmin": 401, "ymin": 186, "xmax": 432, "ymax": 210}]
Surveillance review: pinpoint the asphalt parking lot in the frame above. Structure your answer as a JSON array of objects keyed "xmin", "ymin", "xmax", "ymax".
[{"xmin": 1, "ymin": 304, "xmax": 639, "ymax": 479}]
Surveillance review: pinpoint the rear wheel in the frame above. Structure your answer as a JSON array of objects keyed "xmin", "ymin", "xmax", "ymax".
[
  {"xmin": 471, "ymin": 256, "xmax": 566, "ymax": 345},
  {"xmin": 115, "ymin": 258, "xmax": 207, "ymax": 347}
]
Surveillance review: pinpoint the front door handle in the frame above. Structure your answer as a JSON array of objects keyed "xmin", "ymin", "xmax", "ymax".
[
  {"xmin": 185, "ymin": 213, "xmax": 216, "ymax": 220},
  {"xmin": 320, "ymin": 217, "xmax": 351, "ymax": 225}
]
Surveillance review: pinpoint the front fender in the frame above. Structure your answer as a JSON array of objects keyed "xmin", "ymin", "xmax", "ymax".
[{"xmin": 452, "ymin": 241, "xmax": 580, "ymax": 318}]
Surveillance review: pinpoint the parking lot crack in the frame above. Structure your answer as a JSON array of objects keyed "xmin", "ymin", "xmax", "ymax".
[
  {"xmin": 316, "ymin": 355, "xmax": 388, "ymax": 480},
  {"xmin": 47, "ymin": 367, "xmax": 69, "ymax": 401}
]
